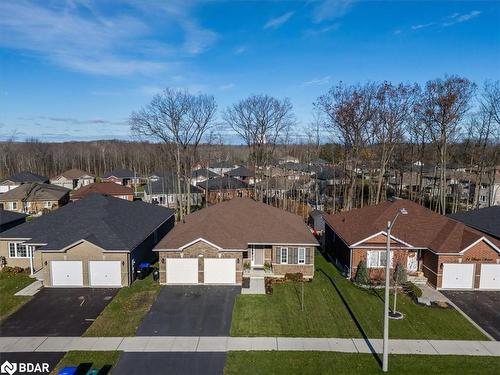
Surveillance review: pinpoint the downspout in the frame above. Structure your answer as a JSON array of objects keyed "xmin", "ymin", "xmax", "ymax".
[{"xmin": 348, "ymin": 247, "xmax": 352, "ymax": 279}]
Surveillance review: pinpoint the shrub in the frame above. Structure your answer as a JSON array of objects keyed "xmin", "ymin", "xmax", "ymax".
[
  {"xmin": 355, "ymin": 260, "xmax": 370, "ymax": 285},
  {"xmin": 263, "ymin": 262, "xmax": 272, "ymax": 271},
  {"xmin": 243, "ymin": 261, "xmax": 251, "ymax": 271},
  {"xmin": 403, "ymin": 281, "xmax": 423, "ymax": 299},
  {"xmin": 12, "ymin": 266, "xmax": 25, "ymax": 274},
  {"xmin": 1, "ymin": 266, "xmax": 14, "ymax": 273},
  {"xmin": 284, "ymin": 273, "xmax": 303, "ymax": 282},
  {"xmin": 393, "ymin": 263, "xmax": 407, "ymax": 285}
]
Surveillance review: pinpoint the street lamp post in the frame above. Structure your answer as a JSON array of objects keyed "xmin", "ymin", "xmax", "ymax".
[{"xmin": 382, "ymin": 207, "xmax": 408, "ymax": 372}]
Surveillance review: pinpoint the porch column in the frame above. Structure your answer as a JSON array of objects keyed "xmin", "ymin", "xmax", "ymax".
[{"xmin": 29, "ymin": 246, "xmax": 34, "ymax": 276}]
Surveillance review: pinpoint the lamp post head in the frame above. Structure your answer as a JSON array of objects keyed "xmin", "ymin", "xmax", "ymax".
[{"xmin": 399, "ymin": 208, "xmax": 408, "ymax": 215}]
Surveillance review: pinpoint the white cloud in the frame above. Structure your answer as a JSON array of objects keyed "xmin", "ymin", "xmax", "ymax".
[
  {"xmin": 411, "ymin": 22, "xmax": 434, "ymax": 30},
  {"xmin": 312, "ymin": 0, "xmax": 357, "ymax": 23},
  {"xmin": 0, "ymin": 0, "xmax": 217, "ymax": 76},
  {"xmin": 442, "ymin": 10, "xmax": 481, "ymax": 27},
  {"xmin": 218, "ymin": 83, "xmax": 235, "ymax": 91},
  {"xmin": 302, "ymin": 75, "xmax": 331, "ymax": 86},
  {"xmin": 234, "ymin": 45, "xmax": 248, "ymax": 55},
  {"xmin": 264, "ymin": 11, "xmax": 295, "ymax": 30},
  {"xmin": 304, "ymin": 23, "xmax": 340, "ymax": 37}
]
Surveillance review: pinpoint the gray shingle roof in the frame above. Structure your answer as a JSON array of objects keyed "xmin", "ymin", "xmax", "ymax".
[
  {"xmin": 448, "ymin": 206, "xmax": 500, "ymax": 240},
  {"xmin": 3, "ymin": 171, "xmax": 48, "ymax": 183},
  {"xmin": 145, "ymin": 173, "xmax": 203, "ymax": 195},
  {"xmin": 0, "ymin": 210, "xmax": 27, "ymax": 225},
  {"xmin": 0, "ymin": 194, "xmax": 175, "ymax": 251},
  {"xmin": 103, "ymin": 168, "xmax": 136, "ymax": 179},
  {"xmin": 191, "ymin": 169, "xmax": 219, "ymax": 179},
  {"xmin": 197, "ymin": 176, "xmax": 249, "ymax": 191},
  {"xmin": 225, "ymin": 166, "xmax": 254, "ymax": 177},
  {"xmin": 0, "ymin": 183, "xmax": 70, "ymax": 202}
]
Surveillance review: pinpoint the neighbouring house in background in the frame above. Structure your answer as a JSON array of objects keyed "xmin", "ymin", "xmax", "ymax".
[
  {"xmin": 448, "ymin": 206, "xmax": 500, "ymax": 241},
  {"xmin": 0, "ymin": 171, "xmax": 49, "ymax": 193},
  {"xmin": 208, "ymin": 161, "xmax": 239, "ymax": 175},
  {"xmin": 102, "ymin": 168, "xmax": 140, "ymax": 186},
  {"xmin": 191, "ymin": 168, "xmax": 219, "ymax": 185},
  {"xmin": 197, "ymin": 176, "xmax": 252, "ymax": 204},
  {"xmin": 0, "ymin": 210, "xmax": 27, "ymax": 232},
  {"xmin": 308, "ymin": 209, "xmax": 325, "ymax": 235},
  {"xmin": 278, "ymin": 156, "xmax": 300, "ymax": 165},
  {"xmin": 324, "ymin": 198, "xmax": 500, "ymax": 290},
  {"xmin": 71, "ymin": 182, "xmax": 134, "ymax": 201},
  {"xmin": 0, "ymin": 183, "xmax": 70, "ymax": 215},
  {"xmin": 225, "ymin": 166, "xmax": 256, "ymax": 184},
  {"xmin": 155, "ymin": 198, "xmax": 319, "ymax": 285},
  {"xmin": 50, "ymin": 168, "xmax": 95, "ymax": 190},
  {"xmin": 0, "ymin": 194, "xmax": 175, "ymax": 286},
  {"xmin": 144, "ymin": 172, "xmax": 203, "ymax": 208}
]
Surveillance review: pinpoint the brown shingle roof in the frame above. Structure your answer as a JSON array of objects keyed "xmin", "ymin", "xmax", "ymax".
[
  {"xmin": 58, "ymin": 168, "xmax": 94, "ymax": 179},
  {"xmin": 0, "ymin": 183, "xmax": 70, "ymax": 202},
  {"xmin": 71, "ymin": 182, "xmax": 133, "ymax": 200},
  {"xmin": 155, "ymin": 198, "xmax": 319, "ymax": 250},
  {"xmin": 324, "ymin": 199, "xmax": 500, "ymax": 254}
]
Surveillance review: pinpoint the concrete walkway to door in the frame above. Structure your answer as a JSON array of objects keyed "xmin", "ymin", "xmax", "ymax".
[{"xmin": 1, "ymin": 336, "xmax": 499, "ymax": 356}]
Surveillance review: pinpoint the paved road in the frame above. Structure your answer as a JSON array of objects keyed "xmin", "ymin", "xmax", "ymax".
[
  {"xmin": 137, "ymin": 285, "xmax": 241, "ymax": 336},
  {"xmin": 442, "ymin": 291, "xmax": 500, "ymax": 340},
  {"xmin": 113, "ymin": 352, "xmax": 227, "ymax": 375},
  {"xmin": 0, "ymin": 288, "xmax": 118, "ymax": 337},
  {"xmin": 1, "ymin": 336, "xmax": 499, "ymax": 356}
]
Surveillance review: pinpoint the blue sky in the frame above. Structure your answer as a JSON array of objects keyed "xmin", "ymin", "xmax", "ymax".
[{"xmin": 1, "ymin": 0, "xmax": 499, "ymax": 143}]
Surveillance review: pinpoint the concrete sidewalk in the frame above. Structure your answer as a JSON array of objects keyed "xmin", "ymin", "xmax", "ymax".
[{"xmin": 1, "ymin": 336, "xmax": 499, "ymax": 356}]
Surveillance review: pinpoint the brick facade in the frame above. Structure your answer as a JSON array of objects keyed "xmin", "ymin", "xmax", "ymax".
[{"xmin": 423, "ymin": 240, "xmax": 500, "ymax": 289}]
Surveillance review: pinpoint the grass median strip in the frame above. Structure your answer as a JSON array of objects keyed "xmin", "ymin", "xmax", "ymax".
[
  {"xmin": 84, "ymin": 273, "xmax": 160, "ymax": 336},
  {"xmin": 224, "ymin": 352, "xmax": 500, "ymax": 375},
  {"xmin": 0, "ymin": 271, "xmax": 34, "ymax": 320},
  {"xmin": 231, "ymin": 252, "xmax": 486, "ymax": 340},
  {"xmin": 51, "ymin": 351, "xmax": 121, "ymax": 375}
]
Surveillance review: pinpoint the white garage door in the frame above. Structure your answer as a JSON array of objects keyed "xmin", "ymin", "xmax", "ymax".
[
  {"xmin": 51, "ymin": 261, "xmax": 83, "ymax": 287},
  {"xmin": 204, "ymin": 259, "xmax": 236, "ymax": 284},
  {"xmin": 480, "ymin": 264, "xmax": 500, "ymax": 290},
  {"xmin": 89, "ymin": 261, "xmax": 122, "ymax": 287},
  {"xmin": 166, "ymin": 258, "xmax": 198, "ymax": 284},
  {"xmin": 442, "ymin": 263, "xmax": 474, "ymax": 289}
]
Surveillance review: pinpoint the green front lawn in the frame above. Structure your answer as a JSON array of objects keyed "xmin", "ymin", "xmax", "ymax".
[
  {"xmin": 225, "ymin": 352, "xmax": 500, "ymax": 375},
  {"xmin": 0, "ymin": 271, "xmax": 34, "ymax": 320},
  {"xmin": 51, "ymin": 351, "xmax": 121, "ymax": 375},
  {"xmin": 84, "ymin": 273, "xmax": 160, "ymax": 336},
  {"xmin": 231, "ymin": 252, "xmax": 486, "ymax": 340}
]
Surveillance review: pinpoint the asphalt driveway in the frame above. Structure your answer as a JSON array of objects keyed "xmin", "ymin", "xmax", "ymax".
[
  {"xmin": 442, "ymin": 290, "xmax": 500, "ymax": 340},
  {"xmin": 113, "ymin": 352, "xmax": 226, "ymax": 375},
  {"xmin": 0, "ymin": 352, "xmax": 64, "ymax": 375},
  {"xmin": 0, "ymin": 288, "xmax": 118, "ymax": 337},
  {"xmin": 137, "ymin": 285, "xmax": 240, "ymax": 336}
]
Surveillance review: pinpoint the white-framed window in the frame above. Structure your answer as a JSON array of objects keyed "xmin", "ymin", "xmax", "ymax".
[
  {"xmin": 44, "ymin": 201, "xmax": 52, "ymax": 208},
  {"xmin": 7, "ymin": 243, "xmax": 32, "ymax": 258},
  {"xmin": 367, "ymin": 250, "xmax": 393, "ymax": 268},
  {"xmin": 10, "ymin": 202, "xmax": 17, "ymax": 210},
  {"xmin": 280, "ymin": 247, "xmax": 288, "ymax": 264},
  {"xmin": 298, "ymin": 247, "xmax": 306, "ymax": 264}
]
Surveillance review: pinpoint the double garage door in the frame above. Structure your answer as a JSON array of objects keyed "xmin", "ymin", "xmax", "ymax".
[
  {"xmin": 51, "ymin": 261, "xmax": 122, "ymax": 287},
  {"xmin": 166, "ymin": 258, "xmax": 236, "ymax": 284},
  {"xmin": 442, "ymin": 263, "xmax": 500, "ymax": 290}
]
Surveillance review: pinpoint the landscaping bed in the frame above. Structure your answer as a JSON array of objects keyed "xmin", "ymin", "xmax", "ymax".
[
  {"xmin": 230, "ymin": 252, "xmax": 486, "ymax": 340},
  {"xmin": 51, "ymin": 351, "xmax": 121, "ymax": 375}
]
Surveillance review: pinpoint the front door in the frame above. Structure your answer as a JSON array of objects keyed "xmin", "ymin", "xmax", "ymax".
[
  {"xmin": 252, "ymin": 248, "xmax": 265, "ymax": 267},
  {"xmin": 407, "ymin": 253, "xmax": 418, "ymax": 273}
]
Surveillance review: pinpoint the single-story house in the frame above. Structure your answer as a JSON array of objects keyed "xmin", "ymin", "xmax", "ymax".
[
  {"xmin": 154, "ymin": 198, "xmax": 319, "ymax": 285},
  {"xmin": 197, "ymin": 176, "xmax": 252, "ymax": 204},
  {"xmin": 0, "ymin": 210, "xmax": 27, "ymax": 232},
  {"xmin": 191, "ymin": 168, "xmax": 219, "ymax": 185},
  {"xmin": 208, "ymin": 161, "xmax": 239, "ymax": 175},
  {"xmin": 50, "ymin": 168, "xmax": 95, "ymax": 190},
  {"xmin": 324, "ymin": 199, "xmax": 500, "ymax": 290},
  {"xmin": 225, "ymin": 166, "xmax": 256, "ymax": 184},
  {"xmin": 0, "ymin": 194, "xmax": 175, "ymax": 287},
  {"xmin": 448, "ymin": 206, "xmax": 500, "ymax": 241},
  {"xmin": 144, "ymin": 172, "xmax": 203, "ymax": 208},
  {"xmin": 71, "ymin": 182, "xmax": 134, "ymax": 201},
  {"xmin": 102, "ymin": 168, "xmax": 140, "ymax": 187},
  {"xmin": 0, "ymin": 183, "xmax": 70, "ymax": 215},
  {"xmin": 0, "ymin": 171, "xmax": 49, "ymax": 193}
]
